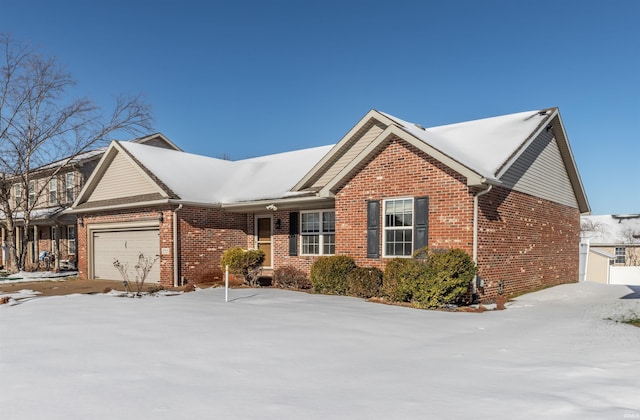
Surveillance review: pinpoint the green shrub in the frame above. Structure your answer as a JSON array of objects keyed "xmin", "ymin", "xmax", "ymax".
[
  {"xmin": 382, "ymin": 258, "xmax": 419, "ymax": 302},
  {"xmin": 220, "ymin": 247, "xmax": 265, "ymax": 286},
  {"xmin": 411, "ymin": 249, "xmax": 476, "ymax": 309},
  {"xmin": 347, "ymin": 267, "xmax": 383, "ymax": 298},
  {"xmin": 382, "ymin": 248, "xmax": 476, "ymax": 309},
  {"xmin": 273, "ymin": 266, "xmax": 311, "ymax": 289},
  {"xmin": 309, "ymin": 255, "xmax": 356, "ymax": 295}
]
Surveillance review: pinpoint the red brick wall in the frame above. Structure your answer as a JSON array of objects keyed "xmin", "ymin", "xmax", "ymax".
[
  {"xmin": 335, "ymin": 137, "xmax": 475, "ymax": 267},
  {"xmin": 476, "ymin": 186, "xmax": 580, "ymax": 301},
  {"xmin": 177, "ymin": 206, "xmax": 247, "ymax": 285},
  {"xmin": 77, "ymin": 205, "xmax": 248, "ymax": 287}
]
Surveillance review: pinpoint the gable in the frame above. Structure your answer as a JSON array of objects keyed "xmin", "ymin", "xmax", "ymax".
[
  {"xmin": 310, "ymin": 120, "xmax": 387, "ymax": 190},
  {"xmin": 133, "ymin": 133, "xmax": 183, "ymax": 151},
  {"xmin": 84, "ymin": 150, "xmax": 166, "ymax": 203},
  {"xmin": 499, "ymin": 128, "xmax": 578, "ymax": 208}
]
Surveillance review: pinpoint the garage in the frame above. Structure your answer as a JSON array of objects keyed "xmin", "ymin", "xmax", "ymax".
[{"xmin": 92, "ymin": 228, "xmax": 160, "ymax": 283}]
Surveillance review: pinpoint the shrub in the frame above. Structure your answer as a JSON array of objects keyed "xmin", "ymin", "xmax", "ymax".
[
  {"xmin": 220, "ymin": 247, "xmax": 265, "ymax": 286},
  {"xmin": 382, "ymin": 258, "xmax": 420, "ymax": 302},
  {"xmin": 309, "ymin": 255, "xmax": 356, "ymax": 295},
  {"xmin": 347, "ymin": 267, "xmax": 383, "ymax": 298},
  {"xmin": 382, "ymin": 248, "xmax": 476, "ymax": 309},
  {"xmin": 411, "ymin": 249, "xmax": 476, "ymax": 309},
  {"xmin": 273, "ymin": 266, "xmax": 311, "ymax": 289}
]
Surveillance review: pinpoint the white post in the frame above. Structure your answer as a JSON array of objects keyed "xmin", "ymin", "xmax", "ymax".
[{"xmin": 225, "ymin": 264, "xmax": 229, "ymax": 302}]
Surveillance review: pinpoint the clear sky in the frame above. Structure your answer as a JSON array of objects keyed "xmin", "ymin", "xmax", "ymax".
[{"xmin": 1, "ymin": 0, "xmax": 638, "ymax": 215}]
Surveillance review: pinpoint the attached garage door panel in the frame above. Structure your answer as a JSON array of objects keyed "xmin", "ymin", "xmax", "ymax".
[{"xmin": 93, "ymin": 229, "xmax": 160, "ymax": 283}]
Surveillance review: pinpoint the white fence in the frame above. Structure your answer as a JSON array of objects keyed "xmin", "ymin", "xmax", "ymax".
[{"xmin": 609, "ymin": 266, "xmax": 640, "ymax": 286}]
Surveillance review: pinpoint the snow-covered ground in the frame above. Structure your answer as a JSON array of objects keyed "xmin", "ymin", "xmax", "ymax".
[
  {"xmin": 1, "ymin": 282, "xmax": 639, "ymax": 419},
  {"xmin": 0, "ymin": 270, "xmax": 78, "ymax": 284}
]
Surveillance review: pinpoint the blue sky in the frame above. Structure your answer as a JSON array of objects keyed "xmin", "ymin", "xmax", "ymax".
[{"xmin": 1, "ymin": 0, "xmax": 638, "ymax": 215}]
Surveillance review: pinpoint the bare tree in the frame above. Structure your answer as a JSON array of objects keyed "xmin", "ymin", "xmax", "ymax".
[
  {"xmin": 580, "ymin": 219, "xmax": 607, "ymax": 239},
  {"xmin": 620, "ymin": 228, "xmax": 640, "ymax": 267},
  {"xmin": 0, "ymin": 34, "xmax": 153, "ymax": 271}
]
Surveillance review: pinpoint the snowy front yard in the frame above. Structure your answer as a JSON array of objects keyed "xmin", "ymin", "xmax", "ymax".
[{"xmin": 1, "ymin": 282, "xmax": 640, "ymax": 419}]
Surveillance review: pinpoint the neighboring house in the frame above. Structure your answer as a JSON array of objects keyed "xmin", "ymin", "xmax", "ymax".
[
  {"xmin": 70, "ymin": 108, "xmax": 589, "ymax": 301},
  {"xmin": 581, "ymin": 214, "xmax": 640, "ymax": 285},
  {"xmin": 0, "ymin": 134, "xmax": 181, "ymax": 271}
]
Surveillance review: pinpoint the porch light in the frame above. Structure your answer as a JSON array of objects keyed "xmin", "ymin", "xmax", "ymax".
[
  {"xmin": 158, "ymin": 211, "xmax": 164, "ymax": 223},
  {"xmin": 78, "ymin": 217, "xmax": 84, "ymax": 227},
  {"xmin": 266, "ymin": 204, "xmax": 277, "ymax": 211}
]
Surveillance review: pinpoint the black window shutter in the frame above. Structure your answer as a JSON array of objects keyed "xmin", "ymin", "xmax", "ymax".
[
  {"xmin": 367, "ymin": 200, "xmax": 380, "ymax": 259},
  {"xmin": 414, "ymin": 196, "xmax": 429, "ymax": 251},
  {"xmin": 289, "ymin": 212, "xmax": 299, "ymax": 256}
]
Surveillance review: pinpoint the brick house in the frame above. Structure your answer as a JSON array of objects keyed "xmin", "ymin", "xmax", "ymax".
[
  {"xmin": 70, "ymin": 108, "xmax": 589, "ymax": 301},
  {"xmin": 0, "ymin": 133, "xmax": 180, "ymax": 271}
]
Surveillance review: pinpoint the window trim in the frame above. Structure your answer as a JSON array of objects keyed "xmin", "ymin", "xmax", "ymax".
[
  {"xmin": 49, "ymin": 177, "xmax": 58, "ymax": 204},
  {"xmin": 299, "ymin": 210, "xmax": 335, "ymax": 256},
  {"xmin": 28, "ymin": 180, "xmax": 35, "ymax": 207},
  {"xmin": 13, "ymin": 183, "xmax": 22, "ymax": 208},
  {"xmin": 65, "ymin": 172, "xmax": 74, "ymax": 203},
  {"xmin": 615, "ymin": 247, "xmax": 626, "ymax": 265},
  {"xmin": 382, "ymin": 197, "xmax": 414, "ymax": 258},
  {"xmin": 67, "ymin": 225, "xmax": 76, "ymax": 256}
]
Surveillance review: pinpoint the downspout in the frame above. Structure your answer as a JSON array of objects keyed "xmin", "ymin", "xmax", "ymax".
[
  {"xmin": 472, "ymin": 184, "xmax": 492, "ymax": 301},
  {"xmin": 173, "ymin": 204, "xmax": 183, "ymax": 287}
]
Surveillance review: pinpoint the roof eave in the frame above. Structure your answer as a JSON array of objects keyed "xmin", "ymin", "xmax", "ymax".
[{"xmin": 221, "ymin": 195, "xmax": 334, "ymax": 213}]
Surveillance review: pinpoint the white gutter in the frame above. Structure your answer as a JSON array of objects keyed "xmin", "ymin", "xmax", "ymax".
[
  {"xmin": 472, "ymin": 184, "xmax": 492, "ymax": 298},
  {"xmin": 173, "ymin": 204, "xmax": 183, "ymax": 287}
]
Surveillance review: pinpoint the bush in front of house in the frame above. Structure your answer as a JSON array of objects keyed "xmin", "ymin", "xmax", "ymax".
[
  {"xmin": 346, "ymin": 267, "xmax": 383, "ymax": 298},
  {"xmin": 383, "ymin": 248, "xmax": 476, "ymax": 309},
  {"xmin": 273, "ymin": 265, "xmax": 311, "ymax": 289},
  {"xmin": 309, "ymin": 255, "xmax": 356, "ymax": 295},
  {"xmin": 382, "ymin": 258, "xmax": 421, "ymax": 302},
  {"xmin": 220, "ymin": 247, "xmax": 266, "ymax": 286}
]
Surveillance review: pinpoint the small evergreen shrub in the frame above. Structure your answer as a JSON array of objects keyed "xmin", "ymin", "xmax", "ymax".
[
  {"xmin": 220, "ymin": 247, "xmax": 265, "ymax": 286},
  {"xmin": 346, "ymin": 267, "xmax": 383, "ymax": 298},
  {"xmin": 382, "ymin": 248, "xmax": 476, "ymax": 309},
  {"xmin": 382, "ymin": 258, "xmax": 420, "ymax": 302},
  {"xmin": 273, "ymin": 266, "xmax": 311, "ymax": 289},
  {"xmin": 309, "ymin": 255, "xmax": 356, "ymax": 295},
  {"xmin": 412, "ymin": 249, "xmax": 476, "ymax": 309}
]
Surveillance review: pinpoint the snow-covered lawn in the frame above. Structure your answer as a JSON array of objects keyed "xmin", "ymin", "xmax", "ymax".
[
  {"xmin": 1, "ymin": 282, "xmax": 639, "ymax": 420},
  {"xmin": 0, "ymin": 270, "xmax": 78, "ymax": 284}
]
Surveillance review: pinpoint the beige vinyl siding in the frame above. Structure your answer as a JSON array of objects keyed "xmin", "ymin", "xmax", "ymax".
[
  {"xmin": 87, "ymin": 152, "xmax": 160, "ymax": 202},
  {"xmin": 500, "ymin": 129, "xmax": 578, "ymax": 208},
  {"xmin": 311, "ymin": 121, "xmax": 386, "ymax": 189},
  {"xmin": 586, "ymin": 248, "xmax": 612, "ymax": 283}
]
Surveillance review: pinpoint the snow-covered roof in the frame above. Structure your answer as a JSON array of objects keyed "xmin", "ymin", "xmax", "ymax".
[
  {"xmin": 0, "ymin": 206, "xmax": 66, "ymax": 221},
  {"xmin": 381, "ymin": 109, "xmax": 551, "ymax": 179},
  {"xmin": 581, "ymin": 214, "xmax": 640, "ymax": 246},
  {"xmin": 34, "ymin": 148, "xmax": 106, "ymax": 171},
  {"xmin": 119, "ymin": 142, "xmax": 334, "ymax": 204}
]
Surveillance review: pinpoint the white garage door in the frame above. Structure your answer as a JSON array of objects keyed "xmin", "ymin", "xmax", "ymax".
[{"xmin": 93, "ymin": 229, "xmax": 160, "ymax": 283}]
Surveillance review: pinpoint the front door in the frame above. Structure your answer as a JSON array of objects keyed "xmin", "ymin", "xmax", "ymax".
[{"xmin": 256, "ymin": 217, "xmax": 272, "ymax": 268}]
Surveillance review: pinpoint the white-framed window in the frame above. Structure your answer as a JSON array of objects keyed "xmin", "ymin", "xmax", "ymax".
[
  {"xmin": 67, "ymin": 225, "xmax": 76, "ymax": 255},
  {"xmin": 28, "ymin": 180, "xmax": 35, "ymax": 207},
  {"xmin": 615, "ymin": 247, "xmax": 626, "ymax": 264},
  {"xmin": 301, "ymin": 210, "xmax": 335, "ymax": 255},
  {"xmin": 383, "ymin": 198, "xmax": 413, "ymax": 257},
  {"xmin": 65, "ymin": 172, "xmax": 74, "ymax": 203},
  {"xmin": 49, "ymin": 178, "xmax": 58, "ymax": 204},
  {"xmin": 13, "ymin": 183, "xmax": 22, "ymax": 207}
]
